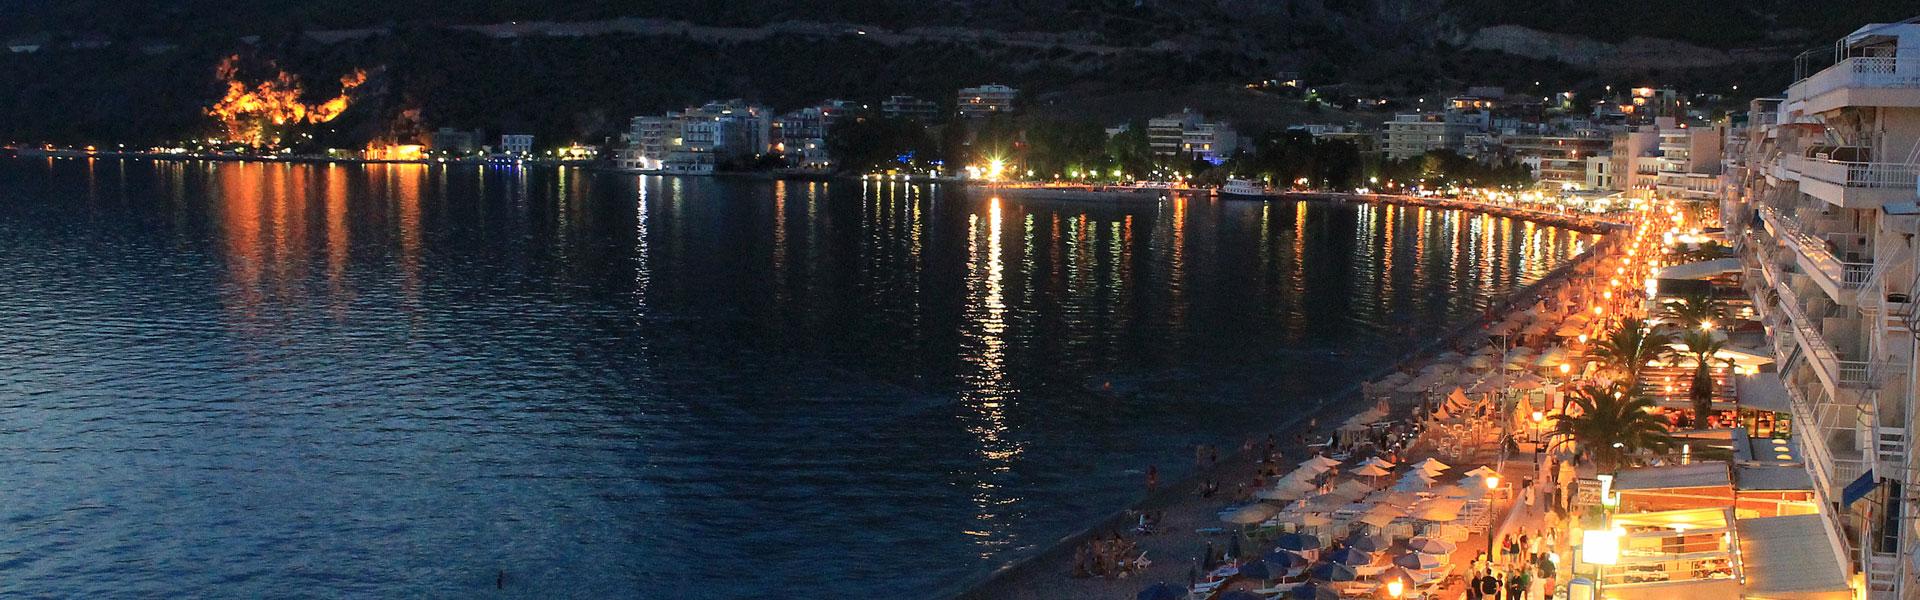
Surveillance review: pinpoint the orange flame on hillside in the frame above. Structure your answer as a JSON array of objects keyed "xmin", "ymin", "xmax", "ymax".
[{"xmin": 207, "ymin": 55, "xmax": 367, "ymax": 146}]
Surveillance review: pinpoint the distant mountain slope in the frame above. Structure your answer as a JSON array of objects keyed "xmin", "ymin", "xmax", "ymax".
[
  {"xmin": 3, "ymin": 0, "xmax": 1912, "ymax": 52},
  {"xmin": 0, "ymin": 0, "xmax": 1913, "ymax": 145}
]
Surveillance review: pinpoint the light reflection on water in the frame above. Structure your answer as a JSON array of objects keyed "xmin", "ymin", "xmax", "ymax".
[{"xmin": 0, "ymin": 160, "xmax": 1580, "ymax": 598}]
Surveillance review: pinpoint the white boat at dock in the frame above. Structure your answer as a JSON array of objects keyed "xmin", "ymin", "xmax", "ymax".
[{"xmin": 1218, "ymin": 179, "xmax": 1276, "ymax": 200}]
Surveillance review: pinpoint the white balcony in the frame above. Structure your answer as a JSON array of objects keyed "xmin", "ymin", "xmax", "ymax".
[
  {"xmin": 1759, "ymin": 206, "xmax": 1873, "ymax": 301},
  {"xmin": 1781, "ymin": 154, "xmax": 1919, "ymax": 208},
  {"xmin": 1769, "ymin": 275, "xmax": 1879, "ymax": 401},
  {"xmin": 1788, "ymin": 57, "xmax": 1920, "ymax": 114}
]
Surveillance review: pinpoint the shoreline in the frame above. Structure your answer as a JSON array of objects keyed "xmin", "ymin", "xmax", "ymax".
[
  {"xmin": 1280, "ymin": 191, "xmax": 1625, "ymax": 235},
  {"xmin": 945, "ymin": 227, "xmax": 1618, "ymax": 600},
  {"xmin": 6, "ymin": 152, "xmax": 1627, "ymax": 235}
]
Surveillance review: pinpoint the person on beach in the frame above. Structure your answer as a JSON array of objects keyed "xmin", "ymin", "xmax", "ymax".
[
  {"xmin": 1475, "ymin": 571, "xmax": 1502, "ymax": 599},
  {"xmin": 1146, "ymin": 465, "xmax": 1158, "ymax": 492}
]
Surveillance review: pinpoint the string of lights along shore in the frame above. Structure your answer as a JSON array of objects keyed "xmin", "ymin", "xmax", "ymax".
[{"xmin": 3, "ymin": 6, "xmax": 1920, "ymax": 599}]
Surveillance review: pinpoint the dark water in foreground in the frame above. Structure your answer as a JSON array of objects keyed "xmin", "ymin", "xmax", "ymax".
[{"xmin": 0, "ymin": 159, "xmax": 1587, "ymax": 597}]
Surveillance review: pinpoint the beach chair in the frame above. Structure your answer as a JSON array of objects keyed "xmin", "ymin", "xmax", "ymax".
[{"xmin": 1191, "ymin": 580, "xmax": 1222, "ymax": 596}]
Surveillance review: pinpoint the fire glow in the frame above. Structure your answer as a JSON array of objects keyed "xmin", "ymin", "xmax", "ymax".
[{"xmin": 207, "ymin": 55, "xmax": 367, "ymax": 147}]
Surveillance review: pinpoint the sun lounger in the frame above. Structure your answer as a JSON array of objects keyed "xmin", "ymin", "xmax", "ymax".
[{"xmin": 1191, "ymin": 580, "xmax": 1224, "ymax": 596}]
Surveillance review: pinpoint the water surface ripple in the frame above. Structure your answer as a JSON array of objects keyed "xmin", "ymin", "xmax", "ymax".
[{"xmin": 0, "ymin": 160, "xmax": 1584, "ymax": 597}]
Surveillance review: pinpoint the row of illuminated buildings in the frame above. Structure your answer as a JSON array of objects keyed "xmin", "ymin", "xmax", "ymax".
[
  {"xmin": 1716, "ymin": 19, "xmax": 1920, "ymax": 600},
  {"xmin": 608, "ymin": 84, "xmax": 1018, "ymax": 173},
  {"xmin": 1338, "ymin": 85, "xmax": 1730, "ymax": 196}
]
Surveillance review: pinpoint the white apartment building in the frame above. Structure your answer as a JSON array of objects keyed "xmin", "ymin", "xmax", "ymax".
[
  {"xmin": 1653, "ymin": 117, "xmax": 1725, "ymax": 201},
  {"xmin": 773, "ymin": 100, "xmax": 857, "ymax": 170},
  {"xmin": 1584, "ymin": 154, "xmax": 1614, "ymax": 190},
  {"xmin": 1382, "ymin": 112, "xmax": 1488, "ymax": 161},
  {"xmin": 1723, "ymin": 22, "xmax": 1920, "ymax": 599},
  {"xmin": 956, "ymin": 84, "xmax": 1017, "ymax": 119},
  {"xmin": 1502, "ymin": 133, "xmax": 1613, "ymax": 189},
  {"xmin": 1144, "ymin": 109, "xmax": 1238, "ymax": 162},
  {"xmin": 612, "ymin": 99, "xmax": 771, "ymax": 173},
  {"xmin": 498, "ymin": 134, "xmax": 533, "ymax": 157}
]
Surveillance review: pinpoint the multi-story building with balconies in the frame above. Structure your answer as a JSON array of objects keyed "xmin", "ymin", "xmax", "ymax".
[{"xmin": 1722, "ymin": 21, "xmax": 1920, "ymax": 599}]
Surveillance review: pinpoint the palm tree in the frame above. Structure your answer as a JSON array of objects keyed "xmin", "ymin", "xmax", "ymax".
[
  {"xmin": 1589, "ymin": 318, "xmax": 1674, "ymax": 385},
  {"xmin": 1672, "ymin": 329, "xmax": 1730, "ymax": 430},
  {"xmin": 1664, "ymin": 290, "xmax": 1722, "ymax": 330},
  {"xmin": 1547, "ymin": 382, "xmax": 1674, "ymax": 471}
]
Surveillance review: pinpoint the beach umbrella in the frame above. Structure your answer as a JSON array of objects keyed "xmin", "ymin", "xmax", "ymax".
[
  {"xmin": 1291, "ymin": 462, "xmax": 1333, "ymax": 477},
  {"xmin": 1281, "ymin": 511, "xmax": 1332, "ymax": 527},
  {"xmin": 1290, "ymin": 582, "xmax": 1340, "ymax": 600},
  {"xmin": 1308, "ymin": 562, "xmax": 1359, "ymax": 582},
  {"xmin": 1136, "ymin": 582, "xmax": 1184, "ymax": 600},
  {"xmin": 1463, "ymin": 466, "xmax": 1500, "ymax": 479},
  {"xmin": 1328, "ymin": 547, "xmax": 1373, "ymax": 566},
  {"xmin": 1331, "ymin": 479, "xmax": 1375, "ymax": 498},
  {"xmin": 1358, "ymin": 456, "xmax": 1396, "ymax": 469},
  {"xmin": 1229, "ymin": 533, "xmax": 1243, "ymax": 560},
  {"xmin": 1267, "ymin": 550, "xmax": 1313, "ymax": 565},
  {"xmin": 1412, "ymin": 457, "xmax": 1450, "ymax": 473},
  {"xmin": 1392, "ymin": 478, "xmax": 1434, "ymax": 492},
  {"xmin": 1508, "ymin": 372, "xmax": 1547, "ymax": 389},
  {"xmin": 1350, "ymin": 464, "xmax": 1391, "ymax": 478},
  {"xmin": 1432, "ymin": 483, "xmax": 1467, "ymax": 499},
  {"xmin": 1274, "ymin": 533, "xmax": 1322, "ymax": 553},
  {"xmin": 1433, "ymin": 350, "xmax": 1465, "ymax": 362},
  {"xmin": 1237, "ymin": 558, "xmax": 1276, "ymax": 581},
  {"xmin": 1533, "ymin": 346, "xmax": 1567, "ymax": 367},
  {"xmin": 1394, "ymin": 551, "xmax": 1444, "ymax": 570},
  {"xmin": 1255, "ymin": 487, "xmax": 1313, "ymax": 502},
  {"xmin": 1267, "ymin": 548, "xmax": 1311, "ymax": 569},
  {"xmin": 1408, "ymin": 536, "xmax": 1458, "ymax": 554},
  {"xmin": 1412, "ymin": 498, "xmax": 1467, "ymax": 522},
  {"xmin": 1223, "ymin": 503, "xmax": 1280, "ymax": 525},
  {"xmin": 1465, "ymin": 354, "xmax": 1493, "ymax": 370},
  {"xmin": 1365, "ymin": 502, "xmax": 1408, "ymax": 519},
  {"xmin": 1465, "ymin": 377, "xmax": 1502, "ymax": 395},
  {"xmin": 1372, "ymin": 490, "xmax": 1421, "ymax": 506},
  {"xmin": 1304, "ymin": 455, "xmax": 1342, "ymax": 469},
  {"xmin": 1282, "ymin": 474, "xmax": 1322, "ymax": 492},
  {"xmin": 1346, "ymin": 533, "xmax": 1390, "ymax": 553}
]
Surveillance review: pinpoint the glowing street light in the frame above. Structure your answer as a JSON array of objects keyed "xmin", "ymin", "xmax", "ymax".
[{"xmin": 1582, "ymin": 527, "xmax": 1621, "ymax": 565}]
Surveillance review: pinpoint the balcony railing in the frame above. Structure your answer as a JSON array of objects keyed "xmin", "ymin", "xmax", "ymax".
[
  {"xmin": 1759, "ymin": 206, "xmax": 1874, "ymax": 289},
  {"xmin": 1790, "ymin": 57, "xmax": 1920, "ymax": 102},
  {"xmin": 1783, "ymin": 154, "xmax": 1920, "ymax": 190},
  {"xmin": 1771, "ymin": 276, "xmax": 1879, "ymax": 391}
]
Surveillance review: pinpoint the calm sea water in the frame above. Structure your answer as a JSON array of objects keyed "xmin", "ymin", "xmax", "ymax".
[{"xmin": 0, "ymin": 159, "xmax": 1586, "ymax": 598}]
